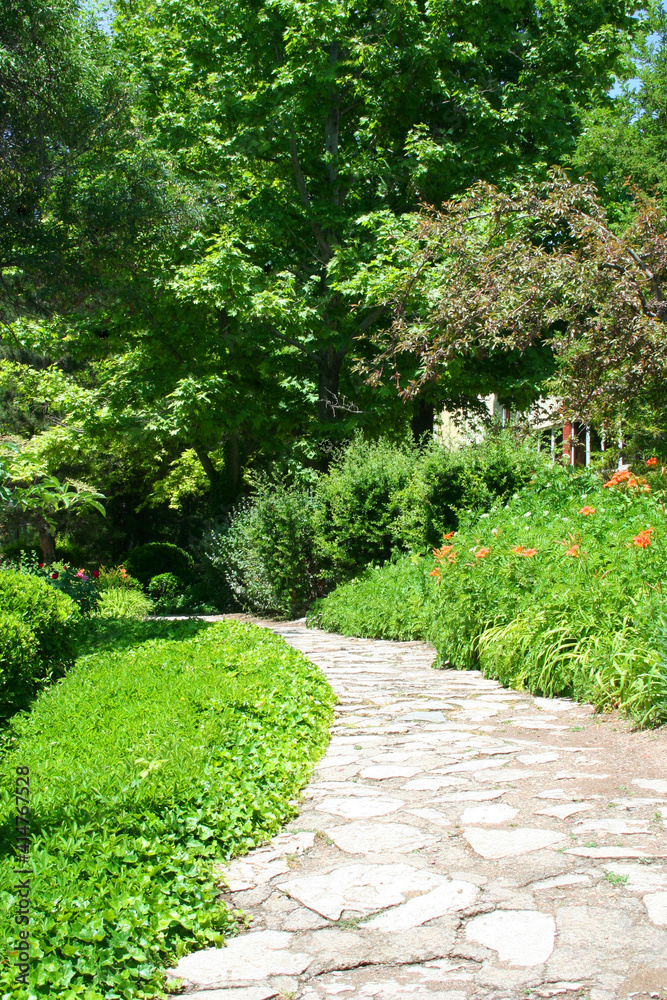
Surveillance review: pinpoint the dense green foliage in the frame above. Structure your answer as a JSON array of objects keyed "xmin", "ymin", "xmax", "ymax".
[
  {"xmin": 207, "ymin": 434, "xmax": 536, "ymax": 617},
  {"xmin": 366, "ymin": 171, "xmax": 667, "ymax": 450},
  {"xmin": 0, "ymin": 570, "xmax": 80, "ymax": 714},
  {"xmin": 313, "ymin": 460, "xmax": 667, "ymax": 726},
  {"xmin": 0, "ymin": 619, "xmax": 334, "ymax": 999},
  {"xmin": 96, "ymin": 586, "xmax": 154, "ymax": 621},
  {"xmin": 0, "ymin": 0, "xmax": 645, "ymax": 568},
  {"xmin": 123, "ymin": 543, "xmax": 195, "ymax": 586},
  {"xmin": 394, "ymin": 434, "xmax": 537, "ymax": 550},
  {"xmin": 205, "ymin": 479, "xmax": 323, "ymax": 619},
  {"xmin": 0, "ymin": 0, "xmax": 121, "ymax": 306},
  {"xmin": 314, "ymin": 437, "xmax": 415, "ymax": 579},
  {"xmin": 147, "ymin": 572, "xmax": 181, "ymax": 607},
  {"xmin": 26, "ymin": 560, "xmax": 100, "ymax": 615},
  {"xmin": 573, "ymin": 4, "xmax": 667, "ymax": 205}
]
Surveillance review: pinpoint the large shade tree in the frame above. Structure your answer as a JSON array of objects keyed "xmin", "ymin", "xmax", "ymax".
[
  {"xmin": 363, "ymin": 171, "xmax": 667, "ymax": 445},
  {"xmin": 0, "ymin": 0, "xmax": 641, "ymax": 513},
  {"xmin": 104, "ymin": 0, "xmax": 636, "ymax": 463}
]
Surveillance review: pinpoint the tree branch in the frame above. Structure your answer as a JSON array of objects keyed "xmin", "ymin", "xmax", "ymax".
[
  {"xmin": 267, "ymin": 325, "xmax": 319, "ymax": 362},
  {"xmin": 357, "ymin": 305, "xmax": 384, "ymax": 334},
  {"xmin": 626, "ymin": 246, "xmax": 664, "ymax": 301}
]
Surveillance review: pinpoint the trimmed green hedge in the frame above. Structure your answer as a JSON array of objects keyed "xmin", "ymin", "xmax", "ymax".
[
  {"xmin": 0, "ymin": 613, "xmax": 38, "ymax": 716},
  {"xmin": 0, "ymin": 570, "xmax": 80, "ymax": 715},
  {"xmin": 0, "ymin": 619, "xmax": 334, "ymax": 999}
]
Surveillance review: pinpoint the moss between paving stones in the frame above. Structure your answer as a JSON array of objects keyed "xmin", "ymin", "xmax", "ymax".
[{"xmin": 0, "ymin": 619, "xmax": 334, "ymax": 999}]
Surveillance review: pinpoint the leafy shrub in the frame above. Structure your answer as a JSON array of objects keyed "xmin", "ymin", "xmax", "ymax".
[
  {"xmin": 0, "ymin": 539, "xmax": 41, "ymax": 562},
  {"xmin": 178, "ymin": 569, "xmax": 232, "ymax": 614},
  {"xmin": 3, "ymin": 551, "xmax": 101, "ymax": 613},
  {"xmin": 0, "ymin": 612, "xmax": 38, "ymax": 716},
  {"xmin": 0, "ymin": 620, "xmax": 334, "ymax": 998},
  {"xmin": 97, "ymin": 586, "xmax": 154, "ymax": 619},
  {"xmin": 148, "ymin": 571, "xmax": 180, "ymax": 604},
  {"xmin": 314, "ymin": 460, "xmax": 667, "ymax": 726},
  {"xmin": 0, "ymin": 569, "xmax": 80, "ymax": 676},
  {"xmin": 205, "ymin": 478, "xmax": 323, "ymax": 618},
  {"xmin": 146, "ymin": 570, "xmax": 227, "ymax": 615},
  {"xmin": 395, "ymin": 434, "xmax": 538, "ymax": 550},
  {"xmin": 314, "ymin": 434, "xmax": 414, "ymax": 581},
  {"xmin": 209, "ymin": 432, "xmax": 544, "ymax": 615},
  {"xmin": 310, "ymin": 556, "xmax": 433, "ymax": 641},
  {"xmin": 124, "ymin": 542, "xmax": 195, "ymax": 586}
]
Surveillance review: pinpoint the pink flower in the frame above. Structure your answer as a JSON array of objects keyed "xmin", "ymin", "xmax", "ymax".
[{"xmin": 92, "ymin": 569, "xmax": 99, "ymax": 579}]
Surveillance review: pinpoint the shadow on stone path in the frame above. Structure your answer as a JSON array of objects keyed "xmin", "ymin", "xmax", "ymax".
[{"xmin": 168, "ymin": 619, "xmax": 667, "ymax": 1000}]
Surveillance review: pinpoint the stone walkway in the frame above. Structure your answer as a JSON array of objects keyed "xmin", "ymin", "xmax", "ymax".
[{"xmin": 169, "ymin": 621, "xmax": 667, "ymax": 1000}]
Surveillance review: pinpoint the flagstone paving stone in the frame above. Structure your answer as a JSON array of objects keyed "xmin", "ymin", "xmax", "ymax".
[
  {"xmin": 167, "ymin": 618, "xmax": 667, "ymax": 999},
  {"xmin": 460, "ymin": 804, "xmax": 519, "ymax": 825},
  {"xmin": 277, "ymin": 863, "xmax": 446, "ymax": 920},
  {"xmin": 465, "ymin": 910, "xmax": 556, "ymax": 966},
  {"xmin": 324, "ymin": 821, "xmax": 438, "ymax": 855},
  {"xmin": 645, "ymin": 893, "xmax": 667, "ymax": 926},
  {"xmin": 361, "ymin": 880, "xmax": 480, "ymax": 931},
  {"xmin": 463, "ymin": 827, "xmax": 568, "ymax": 859},
  {"xmin": 315, "ymin": 796, "xmax": 405, "ymax": 818},
  {"xmin": 535, "ymin": 803, "xmax": 594, "ymax": 820}
]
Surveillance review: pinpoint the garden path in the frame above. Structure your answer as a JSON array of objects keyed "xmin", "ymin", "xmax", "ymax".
[{"xmin": 169, "ymin": 620, "xmax": 667, "ymax": 1000}]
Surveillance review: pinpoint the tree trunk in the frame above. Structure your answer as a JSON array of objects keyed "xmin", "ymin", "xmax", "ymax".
[
  {"xmin": 325, "ymin": 41, "xmax": 342, "ymax": 206},
  {"xmin": 223, "ymin": 434, "xmax": 240, "ymax": 495},
  {"xmin": 194, "ymin": 440, "xmax": 242, "ymax": 508},
  {"xmin": 317, "ymin": 346, "xmax": 346, "ymax": 422},
  {"xmin": 194, "ymin": 444, "xmax": 220, "ymax": 488},
  {"xmin": 411, "ymin": 399, "xmax": 434, "ymax": 443},
  {"xmin": 38, "ymin": 525, "xmax": 56, "ymax": 562}
]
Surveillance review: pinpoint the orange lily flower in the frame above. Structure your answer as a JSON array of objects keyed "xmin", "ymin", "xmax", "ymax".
[{"xmin": 633, "ymin": 528, "xmax": 653, "ymax": 549}]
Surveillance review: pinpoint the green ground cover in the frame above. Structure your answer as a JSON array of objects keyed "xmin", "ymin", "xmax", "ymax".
[
  {"xmin": 0, "ymin": 619, "xmax": 334, "ymax": 999},
  {"xmin": 312, "ymin": 461, "xmax": 667, "ymax": 727}
]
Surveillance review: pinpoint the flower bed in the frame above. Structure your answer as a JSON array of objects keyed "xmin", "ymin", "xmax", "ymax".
[{"xmin": 312, "ymin": 461, "xmax": 667, "ymax": 727}]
